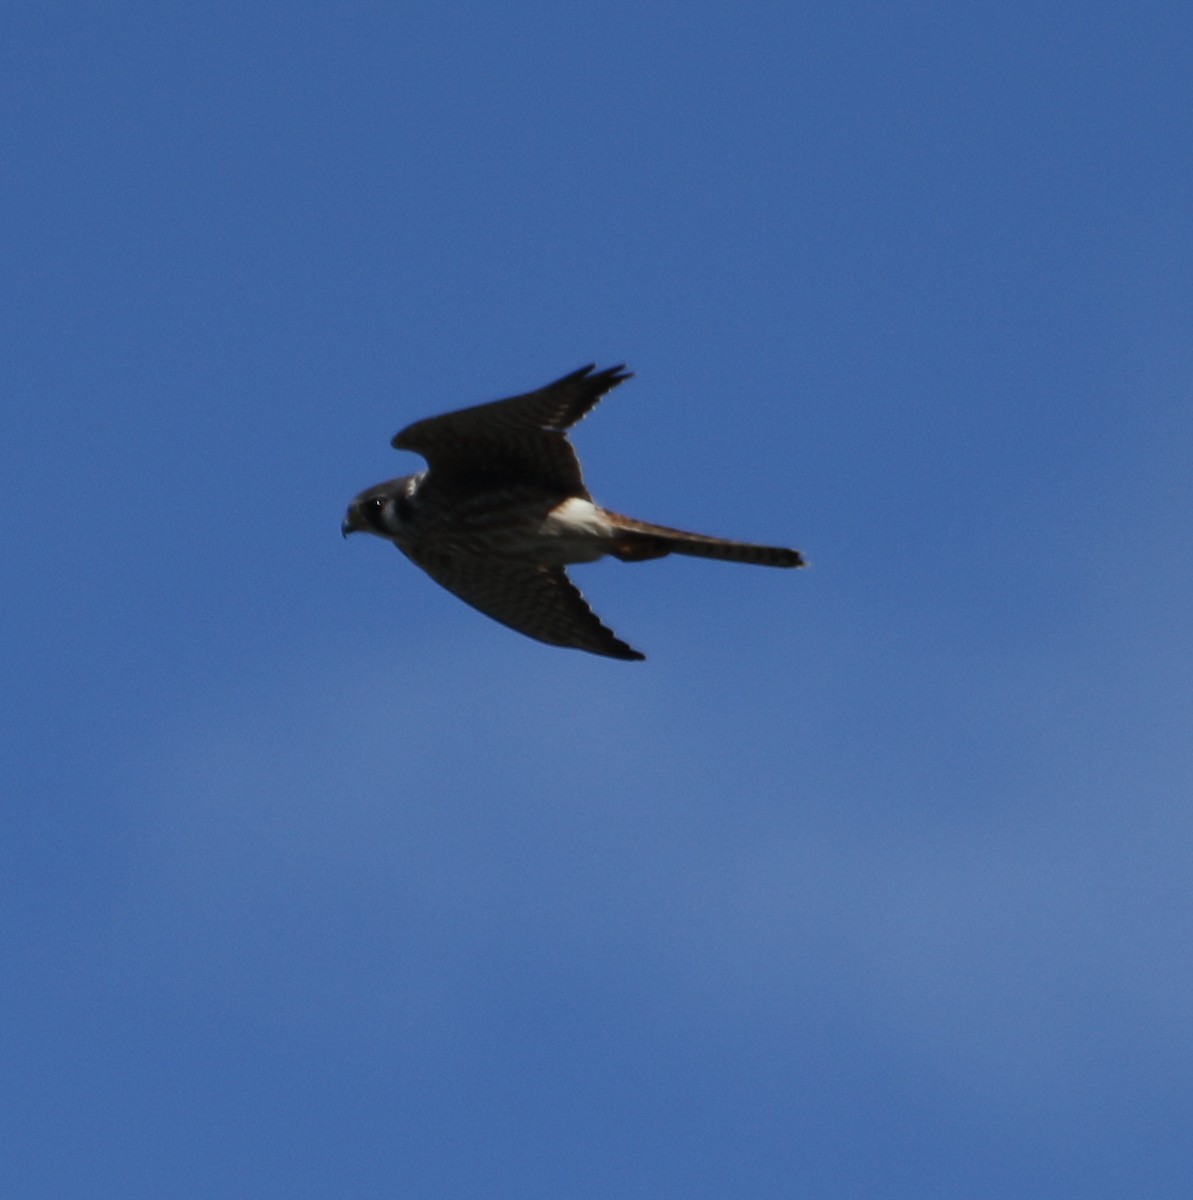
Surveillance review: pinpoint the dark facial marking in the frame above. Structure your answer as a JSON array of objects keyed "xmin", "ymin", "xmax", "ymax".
[{"xmin": 365, "ymin": 496, "xmax": 387, "ymax": 528}]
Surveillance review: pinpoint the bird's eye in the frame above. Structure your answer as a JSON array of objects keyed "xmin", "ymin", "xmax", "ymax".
[{"xmin": 368, "ymin": 497, "xmax": 386, "ymax": 514}]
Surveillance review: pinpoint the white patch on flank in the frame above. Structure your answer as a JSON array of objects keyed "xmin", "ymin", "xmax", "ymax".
[{"xmin": 536, "ymin": 497, "xmax": 614, "ymax": 563}]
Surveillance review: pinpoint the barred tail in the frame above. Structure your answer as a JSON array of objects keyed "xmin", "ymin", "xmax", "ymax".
[{"xmin": 605, "ymin": 512, "xmax": 805, "ymax": 568}]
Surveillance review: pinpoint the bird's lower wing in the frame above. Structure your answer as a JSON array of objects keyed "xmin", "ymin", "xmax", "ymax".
[{"xmin": 407, "ymin": 549, "xmax": 644, "ymax": 661}]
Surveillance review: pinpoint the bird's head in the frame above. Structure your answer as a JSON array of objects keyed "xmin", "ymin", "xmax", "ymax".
[{"xmin": 341, "ymin": 477, "xmax": 416, "ymax": 540}]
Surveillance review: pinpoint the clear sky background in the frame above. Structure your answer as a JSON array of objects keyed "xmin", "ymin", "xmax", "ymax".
[{"xmin": 4, "ymin": 3, "xmax": 1192, "ymax": 1196}]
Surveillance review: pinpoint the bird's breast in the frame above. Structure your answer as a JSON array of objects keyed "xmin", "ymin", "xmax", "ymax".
[{"xmin": 404, "ymin": 490, "xmax": 613, "ymax": 564}]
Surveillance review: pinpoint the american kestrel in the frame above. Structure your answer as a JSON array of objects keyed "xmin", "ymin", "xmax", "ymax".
[{"xmin": 342, "ymin": 364, "xmax": 805, "ymax": 660}]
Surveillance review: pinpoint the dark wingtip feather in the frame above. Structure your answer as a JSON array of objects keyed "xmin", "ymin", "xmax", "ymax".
[
  {"xmin": 556, "ymin": 362, "xmax": 633, "ymax": 390},
  {"xmin": 606, "ymin": 643, "xmax": 646, "ymax": 661},
  {"xmin": 600, "ymin": 363, "xmax": 633, "ymax": 387}
]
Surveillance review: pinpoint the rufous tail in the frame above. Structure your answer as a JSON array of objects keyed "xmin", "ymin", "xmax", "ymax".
[{"xmin": 604, "ymin": 512, "xmax": 805, "ymax": 568}]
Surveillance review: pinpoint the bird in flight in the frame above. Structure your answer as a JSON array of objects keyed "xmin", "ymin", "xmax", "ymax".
[{"xmin": 342, "ymin": 364, "xmax": 805, "ymax": 660}]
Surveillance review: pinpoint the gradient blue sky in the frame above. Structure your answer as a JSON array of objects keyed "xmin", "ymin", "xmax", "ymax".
[{"xmin": 4, "ymin": 3, "xmax": 1193, "ymax": 1196}]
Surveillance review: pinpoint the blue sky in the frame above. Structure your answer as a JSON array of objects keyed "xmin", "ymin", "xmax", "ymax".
[{"xmin": 4, "ymin": 2, "xmax": 1192, "ymax": 1195}]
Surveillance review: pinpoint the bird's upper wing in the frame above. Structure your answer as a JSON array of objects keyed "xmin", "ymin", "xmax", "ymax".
[
  {"xmin": 406, "ymin": 546, "xmax": 644, "ymax": 661},
  {"xmin": 392, "ymin": 364, "xmax": 631, "ymax": 497}
]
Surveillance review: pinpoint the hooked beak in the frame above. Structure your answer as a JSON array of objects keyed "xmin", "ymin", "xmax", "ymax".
[{"xmin": 341, "ymin": 509, "xmax": 360, "ymax": 539}]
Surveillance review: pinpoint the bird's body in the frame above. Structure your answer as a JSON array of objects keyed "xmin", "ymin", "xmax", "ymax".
[{"xmin": 343, "ymin": 365, "xmax": 804, "ymax": 660}]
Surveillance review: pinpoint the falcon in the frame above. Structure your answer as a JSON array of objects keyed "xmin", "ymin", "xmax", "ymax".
[{"xmin": 342, "ymin": 364, "xmax": 805, "ymax": 660}]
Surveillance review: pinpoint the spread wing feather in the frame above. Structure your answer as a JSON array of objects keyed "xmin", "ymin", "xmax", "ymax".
[
  {"xmin": 392, "ymin": 364, "xmax": 631, "ymax": 496},
  {"xmin": 406, "ymin": 547, "xmax": 644, "ymax": 661}
]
